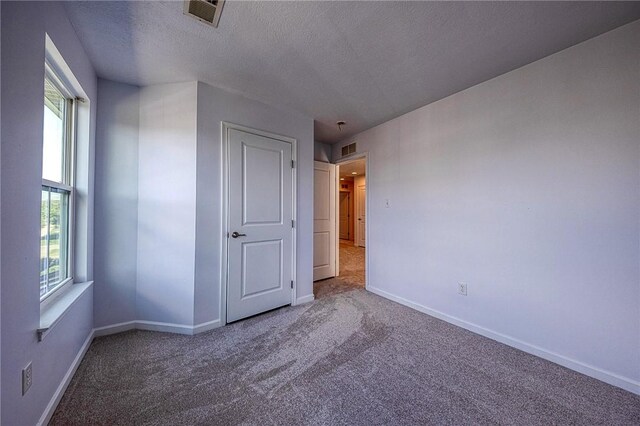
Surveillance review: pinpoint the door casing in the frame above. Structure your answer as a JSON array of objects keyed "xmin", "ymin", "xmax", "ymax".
[{"xmin": 220, "ymin": 122, "xmax": 297, "ymax": 325}]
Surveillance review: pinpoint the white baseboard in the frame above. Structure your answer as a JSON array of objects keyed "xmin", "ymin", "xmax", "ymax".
[
  {"xmin": 193, "ymin": 318, "xmax": 222, "ymax": 334},
  {"xmin": 94, "ymin": 319, "xmax": 222, "ymax": 337},
  {"xmin": 136, "ymin": 320, "xmax": 196, "ymax": 335},
  {"xmin": 294, "ymin": 294, "xmax": 314, "ymax": 305},
  {"xmin": 38, "ymin": 329, "xmax": 95, "ymax": 426},
  {"xmin": 93, "ymin": 320, "xmax": 136, "ymax": 337},
  {"xmin": 367, "ymin": 286, "xmax": 640, "ymax": 396}
]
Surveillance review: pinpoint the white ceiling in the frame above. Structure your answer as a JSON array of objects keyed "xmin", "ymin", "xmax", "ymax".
[
  {"xmin": 338, "ymin": 159, "xmax": 366, "ymax": 179},
  {"xmin": 64, "ymin": 1, "xmax": 640, "ymax": 144}
]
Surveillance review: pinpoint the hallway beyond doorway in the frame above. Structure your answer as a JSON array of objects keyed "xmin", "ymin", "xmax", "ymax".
[{"xmin": 338, "ymin": 240, "xmax": 365, "ymax": 287}]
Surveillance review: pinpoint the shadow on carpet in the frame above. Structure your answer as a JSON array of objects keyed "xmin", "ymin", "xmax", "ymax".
[{"xmin": 51, "ymin": 279, "xmax": 640, "ymax": 425}]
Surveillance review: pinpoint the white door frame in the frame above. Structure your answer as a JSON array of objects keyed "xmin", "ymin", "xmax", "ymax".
[
  {"xmin": 335, "ymin": 153, "xmax": 369, "ymax": 290},
  {"xmin": 220, "ymin": 122, "xmax": 297, "ymax": 325}
]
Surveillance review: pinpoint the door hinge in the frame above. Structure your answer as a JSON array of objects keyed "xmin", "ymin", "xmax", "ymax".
[
  {"xmin": 291, "ymin": 220, "xmax": 295, "ymax": 228},
  {"xmin": 291, "ymin": 280, "xmax": 294, "ymax": 289},
  {"xmin": 291, "ymin": 160, "xmax": 295, "ymax": 169}
]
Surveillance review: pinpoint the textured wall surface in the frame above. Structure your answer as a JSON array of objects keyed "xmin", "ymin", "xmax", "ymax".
[
  {"xmin": 195, "ymin": 82, "xmax": 314, "ymax": 325},
  {"xmin": 93, "ymin": 80, "xmax": 314, "ymax": 328},
  {"xmin": 1, "ymin": 2, "xmax": 97, "ymax": 424},
  {"xmin": 333, "ymin": 21, "xmax": 640, "ymax": 391},
  {"xmin": 137, "ymin": 82, "xmax": 198, "ymax": 325},
  {"xmin": 94, "ymin": 79, "xmax": 139, "ymax": 328}
]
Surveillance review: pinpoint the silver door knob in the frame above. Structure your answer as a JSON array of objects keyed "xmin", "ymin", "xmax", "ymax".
[{"xmin": 231, "ymin": 231, "xmax": 246, "ymax": 238}]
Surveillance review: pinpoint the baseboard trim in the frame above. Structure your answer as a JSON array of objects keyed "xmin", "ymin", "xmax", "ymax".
[
  {"xmin": 367, "ymin": 286, "xmax": 640, "ymax": 396},
  {"xmin": 94, "ymin": 320, "xmax": 136, "ymax": 337},
  {"xmin": 294, "ymin": 294, "xmax": 314, "ymax": 305},
  {"xmin": 193, "ymin": 319, "xmax": 222, "ymax": 334},
  {"xmin": 94, "ymin": 319, "xmax": 223, "ymax": 337},
  {"xmin": 37, "ymin": 329, "xmax": 95, "ymax": 426},
  {"xmin": 136, "ymin": 320, "xmax": 195, "ymax": 335}
]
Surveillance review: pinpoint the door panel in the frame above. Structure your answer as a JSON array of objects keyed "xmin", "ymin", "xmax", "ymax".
[
  {"xmin": 242, "ymin": 240, "xmax": 282, "ymax": 298},
  {"xmin": 313, "ymin": 161, "xmax": 336, "ymax": 281},
  {"xmin": 228, "ymin": 128, "xmax": 293, "ymax": 323},
  {"xmin": 339, "ymin": 192, "xmax": 350, "ymax": 239},
  {"xmin": 243, "ymin": 144, "xmax": 283, "ymax": 224}
]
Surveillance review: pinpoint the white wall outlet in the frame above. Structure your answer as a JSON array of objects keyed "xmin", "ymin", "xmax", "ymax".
[
  {"xmin": 22, "ymin": 362, "xmax": 33, "ymax": 395},
  {"xmin": 458, "ymin": 282, "xmax": 467, "ymax": 296}
]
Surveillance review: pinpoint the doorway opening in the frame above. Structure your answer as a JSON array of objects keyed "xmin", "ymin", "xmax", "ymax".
[{"xmin": 335, "ymin": 157, "xmax": 366, "ymax": 289}]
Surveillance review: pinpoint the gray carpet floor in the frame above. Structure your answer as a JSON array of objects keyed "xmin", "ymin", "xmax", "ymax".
[
  {"xmin": 51, "ymin": 278, "xmax": 640, "ymax": 425},
  {"xmin": 337, "ymin": 240, "xmax": 366, "ymax": 287}
]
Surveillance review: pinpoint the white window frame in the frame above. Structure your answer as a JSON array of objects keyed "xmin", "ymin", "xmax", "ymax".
[{"xmin": 40, "ymin": 62, "xmax": 77, "ymax": 302}]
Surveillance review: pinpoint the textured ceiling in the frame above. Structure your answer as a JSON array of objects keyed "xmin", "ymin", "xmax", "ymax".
[
  {"xmin": 64, "ymin": 1, "xmax": 640, "ymax": 143},
  {"xmin": 338, "ymin": 159, "xmax": 366, "ymax": 179}
]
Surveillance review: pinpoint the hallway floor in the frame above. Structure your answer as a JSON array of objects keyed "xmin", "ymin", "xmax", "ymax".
[{"xmin": 336, "ymin": 240, "xmax": 365, "ymax": 287}]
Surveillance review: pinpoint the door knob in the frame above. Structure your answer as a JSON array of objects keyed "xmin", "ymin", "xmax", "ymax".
[{"xmin": 231, "ymin": 231, "xmax": 246, "ymax": 238}]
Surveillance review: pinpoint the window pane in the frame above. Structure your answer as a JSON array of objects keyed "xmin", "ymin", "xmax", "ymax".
[
  {"xmin": 40, "ymin": 189, "xmax": 49, "ymax": 297},
  {"xmin": 43, "ymin": 78, "xmax": 66, "ymax": 183},
  {"xmin": 40, "ymin": 186, "xmax": 70, "ymax": 297}
]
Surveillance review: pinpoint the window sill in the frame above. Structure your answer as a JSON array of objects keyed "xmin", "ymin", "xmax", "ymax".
[{"xmin": 38, "ymin": 281, "xmax": 92, "ymax": 341}]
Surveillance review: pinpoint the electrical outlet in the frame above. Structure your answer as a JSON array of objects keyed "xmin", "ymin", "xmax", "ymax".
[
  {"xmin": 22, "ymin": 362, "xmax": 32, "ymax": 395},
  {"xmin": 458, "ymin": 282, "xmax": 467, "ymax": 296}
]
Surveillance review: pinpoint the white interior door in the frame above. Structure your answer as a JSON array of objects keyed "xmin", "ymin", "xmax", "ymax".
[
  {"xmin": 356, "ymin": 178, "xmax": 366, "ymax": 247},
  {"xmin": 227, "ymin": 128, "xmax": 293, "ymax": 322},
  {"xmin": 339, "ymin": 192, "xmax": 350, "ymax": 240},
  {"xmin": 313, "ymin": 161, "xmax": 336, "ymax": 281}
]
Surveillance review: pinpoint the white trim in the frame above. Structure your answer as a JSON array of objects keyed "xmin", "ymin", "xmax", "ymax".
[
  {"xmin": 193, "ymin": 319, "xmax": 222, "ymax": 334},
  {"xmin": 294, "ymin": 294, "xmax": 315, "ymax": 305},
  {"xmin": 136, "ymin": 320, "xmax": 197, "ymax": 335},
  {"xmin": 367, "ymin": 285, "xmax": 640, "ymax": 395},
  {"xmin": 45, "ymin": 34, "xmax": 88, "ymax": 100},
  {"xmin": 93, "ymin": 320, "xmax": 136, "ymax": 337},
  {"xmin": 221, "ymin": 122, "xmax": 298, "ymax": 325},
  {"xmin": 37, "ymin": 329, "xmax": 94, "ymax": 426},
  {"xmin": 93, "ymin": 319, "xmax": 223, "ymax": 337},
  {"xmin": 38, "ymin": 281, "xmax": 93, "ymax": 341}
]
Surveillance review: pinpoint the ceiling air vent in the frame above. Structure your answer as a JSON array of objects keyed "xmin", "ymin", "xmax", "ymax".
[
  {"xmin": 184, "ymin": 0, "xmax": 225, "ymax": 28},
  {"xmin": 341, "ymin": 142, "xmax": 357, "ymax": 157}
]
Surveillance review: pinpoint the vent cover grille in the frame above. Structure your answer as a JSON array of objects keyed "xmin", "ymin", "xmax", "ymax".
[
  {"xmin": 341, "ymin": 142, "xmax": 357, "ymax": 157},
  {"xmin": 184, "ymin": 0, "xmax": 225, "ymax": 27}
]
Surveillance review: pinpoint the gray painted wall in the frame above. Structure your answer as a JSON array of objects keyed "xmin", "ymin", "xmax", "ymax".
[
  {"xmin": 94, "ymin": 79, "xmax": 139, "ymax": 328},
  {"xmin": 314, "ymin": 141, "xmax": 332, "ymax": 162},
  {"xmin": 195, "ymin": 82, "xmax": 315, "ymax": 325},
  {"xmin": 137, "ymin": 82, "xmax": 198, "ymax": 326},
  {"xmin": 93, "ymin": 79, "xmax": 314, "ymax": 328},
  {"xmin": 1, "ymin": 2, "xmax": 96, "ymax": 424},
  {"xmin": 333, "ymin": 21, "xmax": 640, "ymax": 391}
]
